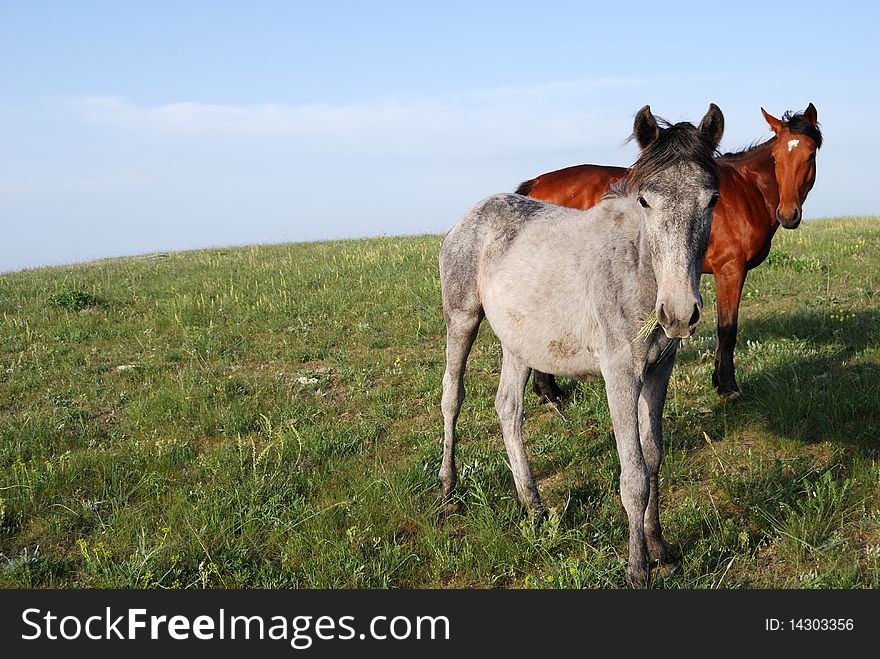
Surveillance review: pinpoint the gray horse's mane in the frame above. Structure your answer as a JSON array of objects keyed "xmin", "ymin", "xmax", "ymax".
[{"xmin": 607, "ymin": 120, "xmax": 721, "ymax": 198}]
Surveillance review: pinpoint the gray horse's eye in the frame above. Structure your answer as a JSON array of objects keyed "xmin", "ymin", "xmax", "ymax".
[
  {"xmin": 637, "ymin": 195, "xmax": 649, "ymax": 208},
  {"xmin": 708, "ymin": 193, "xmax": 720, "ymax": 208}
]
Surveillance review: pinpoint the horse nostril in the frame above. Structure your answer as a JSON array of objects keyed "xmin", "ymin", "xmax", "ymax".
[
  {"xmin": 777, "ymin": 207, "xmax": 799, "ymax": 225},
  {"xmin": 657, "ymin": 303, "xmax": 669, "ymax": 327},
  {"xmin": 688, "ymin": 303, "xmax": 701, "ymax": 327}
]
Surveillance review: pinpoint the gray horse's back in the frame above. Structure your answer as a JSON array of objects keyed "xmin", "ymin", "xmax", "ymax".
[
  {"xmin": 441, "ymin": 192, "xmax": 646, "ymax": 378},
  {"xmin": 440, "ymin": 194, "xmax": 549, "ymax": 320},
  {"xmin": 441, "ymin": 194, "xmax": 550, "ymax": 260},
  {"xmin": 440, "ymin": 193, "xmax": 623, "ymax": 317}
]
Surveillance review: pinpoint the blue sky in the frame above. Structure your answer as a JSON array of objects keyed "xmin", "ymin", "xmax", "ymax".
[{"xmin": 2, "ymin": 0, "xmax": 878, "ymax": 272}]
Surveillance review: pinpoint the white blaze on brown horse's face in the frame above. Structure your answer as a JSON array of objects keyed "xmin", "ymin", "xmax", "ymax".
[{"xmin": 762, "ymin": 103, "xmax": 820, "ymax": 229}]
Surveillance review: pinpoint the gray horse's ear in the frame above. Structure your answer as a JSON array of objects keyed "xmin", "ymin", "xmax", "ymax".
[
  {"xmin": 699, "ymin": 103, "xmax": 724, "ymax": 150},
  {"xmin": 633, "ymin": 105, "xmax": 659, "ymax": 149}
]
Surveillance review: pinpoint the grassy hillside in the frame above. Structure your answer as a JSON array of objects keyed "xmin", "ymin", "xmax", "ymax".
[{"xmin": 1, "ymin": 216, "xmax": 878, "ymax": 588}]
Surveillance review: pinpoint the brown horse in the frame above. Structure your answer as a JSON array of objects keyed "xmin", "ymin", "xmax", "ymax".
[{"xmin": 519, "ymin": 103, "xmax": 822, "ymax": 400}]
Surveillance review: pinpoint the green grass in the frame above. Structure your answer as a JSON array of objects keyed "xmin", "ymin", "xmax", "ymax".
[{"xmin": 1, "ymin": 216, "xmax": 879, "ymax": 588}]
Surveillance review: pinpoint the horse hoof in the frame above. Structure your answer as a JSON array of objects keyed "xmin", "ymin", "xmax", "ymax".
[
  {"xmin": 647, "ymin": 539, "xmax": 674, "ymax": 565},
  {"xmin": 439, "ymin": 479, "xmax": 462, "ymax": 514},
  {"xmin": 444, "ymin": 499, "xmax": 463, "ymax": 515},
  {"xmin": 717, "ymin": 388, "xmax": 742, "ymax": 401},
  {"xmin": 625, "ymin": 565, "xmax": 650, "ymax": 589},
  {"xmin": 528, "ymin": 504, "xmax": 548, "ymax": 522},
  {"xmin": 513, "ymin": 493, "xmax": 547, "ymax": 520},
  {"xmin": 439, "ymin": 488, "xmax": 462, "ymax": 515},
  {"xmin": 536, "ymin": 388, "xmax": 562, "ymax": 405}
]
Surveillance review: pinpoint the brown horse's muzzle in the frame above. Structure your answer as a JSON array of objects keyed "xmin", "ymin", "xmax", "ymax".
[{"xmin": 777, "ymin": 205, "xmax": 802, "ymax": 229}]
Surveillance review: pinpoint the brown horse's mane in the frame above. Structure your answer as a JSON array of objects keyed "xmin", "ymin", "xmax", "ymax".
[
  {"xmin": 718, "ymin": 138, "xmax": 773, "ymax": 161},
  {"xmin": 783, "ymin": 109, "xmax": 823, "ymax": 148},
  {"xmin": 514, "ymin": 179, "xmax": 535, "ymax": 196},
  {"xmin": 719, "ymin": 109, "xmax": 823, "ymax": 161}
]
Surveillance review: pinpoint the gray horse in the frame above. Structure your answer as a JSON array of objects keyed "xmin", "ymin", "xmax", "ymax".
[{"xmin": 438, "ymin": 104, "xmax": 724, "ymax": 586}]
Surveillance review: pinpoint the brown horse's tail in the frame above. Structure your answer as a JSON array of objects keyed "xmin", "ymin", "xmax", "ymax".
[{"xmin": 514, "ymin": 178, "xmax": 535, "ymax": 196}]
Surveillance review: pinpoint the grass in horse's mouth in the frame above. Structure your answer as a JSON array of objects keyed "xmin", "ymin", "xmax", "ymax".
[{"xmin": 636, "ymin": 311, "xmax": 660, "ymax": 341}]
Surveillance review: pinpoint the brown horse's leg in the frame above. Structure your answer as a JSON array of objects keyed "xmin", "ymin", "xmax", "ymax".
[
  {"xmin": 712, "ymin": 262, "xmax": 746, "ymax": 397},
  {"xmin": 532, "ymin": 371, "xmax": 563, "ymax": 404}
]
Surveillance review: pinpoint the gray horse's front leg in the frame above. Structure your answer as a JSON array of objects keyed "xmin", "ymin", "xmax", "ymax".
[
  {"xmin": 496, "ymin": 350, "xmax": 541, "ymax": 510},
  {"xmin": 639, "ymin": 354, "xmax": 676, "ymax": 564},
  {"xmin": 601, "ymin": 357, "xmax": 649, "ymax": 587}
]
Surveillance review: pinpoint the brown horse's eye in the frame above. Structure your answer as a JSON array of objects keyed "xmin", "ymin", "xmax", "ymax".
[
  {"xmin": 708, "ymin": 193, "xmax": 720, "ymax": 208},
  {"xmin": 638, "ymin": 195, "xmax": 649, "ymax": 208}
]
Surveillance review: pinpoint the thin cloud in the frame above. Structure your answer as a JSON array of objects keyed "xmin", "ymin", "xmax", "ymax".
[{"xmin": 64, "ymin": 77, "xmax": 653, "ymax": 157}]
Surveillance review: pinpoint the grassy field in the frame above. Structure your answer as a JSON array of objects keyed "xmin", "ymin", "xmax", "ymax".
[{"xmin": 1, "ymin": 216, "xmax": 878, "ymax": 588}]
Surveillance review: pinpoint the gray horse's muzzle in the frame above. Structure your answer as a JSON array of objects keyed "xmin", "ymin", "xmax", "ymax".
[{"xmin": 656, "ymin": 293, "xmax": 702, "ymax": 339}]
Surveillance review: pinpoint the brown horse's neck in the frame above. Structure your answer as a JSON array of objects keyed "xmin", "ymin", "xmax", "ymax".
[{"xmin": 721, "ymin": 139, "xmax": 780, "ymax": 227}]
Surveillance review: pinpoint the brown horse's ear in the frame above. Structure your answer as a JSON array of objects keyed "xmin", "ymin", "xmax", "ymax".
[
  {"xmin": 803, "ymin": 102, "xmax": 818, "ymax": 126},
  {"xmin": 633, "ymin": 105, "xmax": 659, "ymax": 149},
  {"xmin": 699, "ymin": 103, "xmax": 724, "ymax": 150},
  {"xmin": 761, "ymin": 107, "xmax": 783, "ymax": 134}
]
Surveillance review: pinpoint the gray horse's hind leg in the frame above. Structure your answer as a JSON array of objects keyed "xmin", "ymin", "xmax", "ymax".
[
  {"xmin": 601, "ymin": 357, "xmax": 649, "ymax": 586},
  {"xmin": 439, "ymin": 312, "xmax": 482, "ymax": 499},
  {"xmin": 639, "ymin": 356, "xmax": 675, "ymax": 564},
  {"xmin": 496, "ymin": 350, "xmax": 541, "ymax": 510}
]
